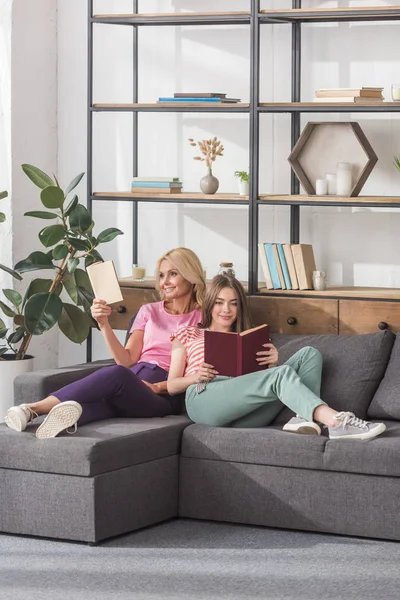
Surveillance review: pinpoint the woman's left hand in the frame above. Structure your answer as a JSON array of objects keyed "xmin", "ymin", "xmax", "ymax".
[{"xmin": 256, "ymin": 343, "xmax": 278, "ymax": 368}]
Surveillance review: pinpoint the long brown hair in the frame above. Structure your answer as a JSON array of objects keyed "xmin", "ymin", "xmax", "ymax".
[
  {"xmin": 155, "ymin": 247, "xmax": 206, "ymax": 308},
  {"xmin": 200, "ymin": 275, "xmax": 252, "ymax": 333}
]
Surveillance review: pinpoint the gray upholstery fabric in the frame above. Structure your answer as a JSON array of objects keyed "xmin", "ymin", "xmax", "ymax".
[
  {"xmin": 14, "ymin": 359, "xmax": 114, "ymax": 405},
  {"xmin": 0, "ymin": 416, "xmax": 190, "ymax": 476},
  {"xmin": 179, "ymin": 457, "xmax": 400, "ymax": 541},
  {"xmin": 0, "ymin": 455, "xmax": 178, "ymax": 542},
  {"xmin": 270, "ymin": 331, "xmax": 395, "ymax": 419},
  {"xmin": 181, "ymin": 421, "xmax": 400, "ymax": 477},
  {"xmin": 368, "ymin": 332, "xmax": 400, "ymax": 420}
]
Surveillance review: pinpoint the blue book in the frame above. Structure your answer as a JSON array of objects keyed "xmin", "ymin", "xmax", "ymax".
[
  {"xmin": 131, "ymin": 181, "xmax": 182, "ymax": 188},
  {"xmin": 264, "ymin": 244, "xmax": 282, "ymax": 289},
  {"xmin": 157, "ymin": 97, "xmax": 221, "ymax": 102},
  {"xmin": 277, "ymin": 244, "xmax": 292, "ymax": 290}
]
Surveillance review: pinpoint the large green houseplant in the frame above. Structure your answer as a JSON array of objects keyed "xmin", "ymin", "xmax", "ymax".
[{"xmin": 0, "ymin": 165, "xmax": 123, "ymax": 360}]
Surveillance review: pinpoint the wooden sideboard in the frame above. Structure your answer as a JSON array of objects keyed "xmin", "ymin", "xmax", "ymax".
[{"xmin": 109, "ymin": 278, "xmax": 400, "ymax": 336}]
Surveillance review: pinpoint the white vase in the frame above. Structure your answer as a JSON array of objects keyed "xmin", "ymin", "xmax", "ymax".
[
  {"xmin": 238, "ymin": 180, "xmax": 249, "ymax": 196},
  {"xmin": 0, "ymin": 356, "xmax": 34, "ymax": 415}
]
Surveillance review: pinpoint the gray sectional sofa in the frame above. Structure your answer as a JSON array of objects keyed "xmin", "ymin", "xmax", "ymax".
[{"xmin": 1, "ymin": 330, "xmax": 400, "ymax": 543}]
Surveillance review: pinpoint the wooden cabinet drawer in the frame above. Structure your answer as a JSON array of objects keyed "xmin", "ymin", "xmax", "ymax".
[
  {"xmin": 248, "ymin": 296, "xmax": 338, "ymax": 335},
  {"xmin": 339, "ymin": 300, "xmax": 400, "ymax": 335},
  {"xmin": 108, "ymin": 287, "xmax": 159, "ymax": 331}
]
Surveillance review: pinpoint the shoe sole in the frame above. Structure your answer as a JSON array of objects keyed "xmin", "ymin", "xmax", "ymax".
[
  {"xmin": 4, "ymin": 412, "xmax": 24, "ymax": 432},
  {"xmin": 36, "ymin": 402, "xmax": 82, "ymax": 439},
  {"xmin": 283, "ymin": 423, "xmax": 321, "ymax": 435},
  {"xmin": 329, "ymin": 422, "xmax": 387, "ymax": 441}
]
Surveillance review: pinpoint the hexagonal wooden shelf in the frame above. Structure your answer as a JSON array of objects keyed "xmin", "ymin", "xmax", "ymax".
[{"xmin": 288, "ymin": 122, "xmax": 378, "ymax": 197}]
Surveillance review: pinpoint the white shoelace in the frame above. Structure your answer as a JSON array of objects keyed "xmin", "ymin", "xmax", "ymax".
[
  {"xmin": 335, "ymin": 411, "xmax": 369, "ymax": 430},
  {"xmin": 25, "ymin": 406, "xmax": 39, "ymax": 422}
]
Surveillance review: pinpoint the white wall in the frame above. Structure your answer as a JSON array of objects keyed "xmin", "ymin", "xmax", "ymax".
[{"xmin": 57, "ymin": 0, "xmax": 400, "ymax": 364}]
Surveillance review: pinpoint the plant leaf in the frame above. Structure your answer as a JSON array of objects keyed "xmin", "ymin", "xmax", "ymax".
[
  {"xmin": 65, "ymin": 173, "xmax": 85, "ymax": 197},
  {"xmin": 0, "ymin": 301, "xmax": 16, "ymax": 318},
  {"xmin": 0, "ymin": 190, "xmax": 8, "ymax": 200},
  {"xmin": 52, "ymin": 244, "xmax": 69, "ymax": 260},
  {"xmin": 24, "ymin": 292, "xmax": 63, "ymax": 335},
  {"xmin": 0, "ymin": 213, "xmax": 5, "ymax": 223},
  {"xmin": 68, "ymin": 237, "xmax": 92, "ymax": 251},
  {"xmin": 85, "ymin": 249, "xmax": 103, "ymax": 267},
  {"xmin": 38, "ymin": 224, "xmax": 66, "ymax": 248},
  {"xmin": 75, "ymin": 268, "xmax": 93, "ymax": 293},
  {"xmin": 97, "ymin": 228, "xmax": 124, "ymax": 244},
  {"xmin": 64, "ymin": 194, "xmax": 78, "ymax": 217},
  {"xmin": 3, "ymin": 289, "xmax": 22, "ymax": 310},
  {"xmin": 0, "ymin": 318, "xmax": 5, "ymax": 329},
  {"xmin": 23, "ymin": 278, "xmax": 62, "ymax": 308},
  {"xmin": 0, "ymin": 328, "xmax": 8, "ymax": 339},
  {"xmin": 22, "ymin": 164, "xmax": 55, "ymax": 189},
  {"xmin": 67, "ymin": 257, "xmax": 80, "ymax": 274},
  {"xmin": 25, "ymin": 211, "xmax": 59, "ymax": 219},
  {"xmin": 62, "ymin": 271, "xmax": 78, "ymax": 304},
  {"xmin": 14, "ymin": 251, "xmax": 55, "ymax": 274},
  {"xmin": 0, "ymin": 263, "xmax": 23, "ymax": 281},
  {"xmin": 68, "ymin": 204, "xmax": 93, "ymax": 234},
  {"xmin": 8, "ymin": 326, "xmax": 26, "ymax": 345},
  {"xmin": 0, "ymin": 348, "xmax": 9, "ymax": 357},
  {"xmin": 14, "ymin": 314, "xmax": 25, "ymax": 326},
  {"xmin": 40, "ymin": 186, "xmax": 65, "ymax": 210},
  {"xmin": 58, "ymin": 303, "xmax": 90, "ymax": 344}
]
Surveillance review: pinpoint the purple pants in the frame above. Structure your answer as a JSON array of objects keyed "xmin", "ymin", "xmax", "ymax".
[{"xmin": 52, "ymin": 362, "xmax": 183, "ymax": 426}]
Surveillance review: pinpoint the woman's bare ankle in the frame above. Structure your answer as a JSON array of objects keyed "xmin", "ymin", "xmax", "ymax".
[{"xmin": 28, "ymin": 396, "xmax": 60, "ymax": 416}]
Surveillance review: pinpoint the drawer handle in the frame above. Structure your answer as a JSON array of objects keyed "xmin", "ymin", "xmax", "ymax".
[
  {"xmin": 287, "ymin": 317, "xmax": 297, "ymax": 326},
  {"xmin": 117, "ymin": 305, "xmax": 127, "ymax": 314},
  {"xmin": 378, "ymin": 321, "xmax": 389, "ymax": 331}
]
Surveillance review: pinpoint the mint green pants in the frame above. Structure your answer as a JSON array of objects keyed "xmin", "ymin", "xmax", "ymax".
[{"xmin": 185, "ymin": 346, "xmax": 326, "ymax": 427}]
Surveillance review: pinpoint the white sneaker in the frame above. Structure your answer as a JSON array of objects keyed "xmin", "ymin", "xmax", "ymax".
[
  {"xmin": 283, "ymin": 414, "xmax": 321, "ymax": 435},
  {"xmin": 35, "ymin": 401, "xmax": 82, "ymax": 439},
  {"xmin": 328, "ymin": 412, "xmax": 386, "ymax": 441},
  {"xmin": 4, "ymin": 404, "xmax": 38, "ymax": 432}
]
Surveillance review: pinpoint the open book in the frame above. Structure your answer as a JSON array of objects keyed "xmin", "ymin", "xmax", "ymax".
[
  {"xmin": 204, "ymin": 324, "xmax": 270, "ymax": 377},
  {"xmin": 86, "ymin": 260, "xmax": 124, "ymax": 305}
]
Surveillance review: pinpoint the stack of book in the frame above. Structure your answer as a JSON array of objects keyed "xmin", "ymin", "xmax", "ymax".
[
  {"xmin": 131, "ymin": 177, "xmax": 183, "ymax": 195},
  {"xmin": 258, "ymin": 243, "xmax": 316, "ymax": 291},
  {"xmin": 157, "ymin": 93, "xmax": 241, "ymax": 104},
  {"xmin": 313, "ymin": 87, "xmax": 384, "ymax": 103}
]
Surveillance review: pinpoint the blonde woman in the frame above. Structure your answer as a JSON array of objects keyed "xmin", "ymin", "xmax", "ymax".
[{"xmin": 5, "ymin": 248, "xmax": 206, "ymax": 438}]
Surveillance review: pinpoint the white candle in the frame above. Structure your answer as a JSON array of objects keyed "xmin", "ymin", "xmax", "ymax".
[
  {"xmin": 391, "ymin": 84, "xmax": 400, "ymax": 101},
  {"xmin": 315, "ymin": 178, "xmax": 327, "ymax": 195},
  {"xmin": 325, "ymin": 173, "xmax": 336, "ymax": 195},
  {"xmin": 336, "ymin": 162, "xmax": 352, "ymax": 196}
]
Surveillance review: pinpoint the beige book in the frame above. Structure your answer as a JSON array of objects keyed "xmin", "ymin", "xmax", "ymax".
[
  {"xmin": 86, "ymin": 260, "xmax": 124, "ymax": 305},
  {"xmin": 272, "ymin": 244, "xmax": 286, "ymax": 290},
  {"xmin": 282, "ymin": 244, "xmax": 299, "ymax": 290},
  {"xmin": 257, "ymin": 243, "xmax": 273, "ymax": 289},
  {"xmin": 291, "ymin": 244, "xmax": 316, "ymax": 290}
]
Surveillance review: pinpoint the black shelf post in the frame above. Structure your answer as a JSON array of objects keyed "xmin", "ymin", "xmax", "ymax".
[
  {"xmin": 290, "ymin": 0, "xmax": 302, "ymax": 244},
  {"xmin": 86, "ymin": 0, "xmax": 94, "ymax": 363},
  {"xmin": 132, "ymin": 0, "xmax": 138, "ymax": 264},
  {"xmin": 249, "ymin": 0, "xmax": 260, "ymax": 295}
]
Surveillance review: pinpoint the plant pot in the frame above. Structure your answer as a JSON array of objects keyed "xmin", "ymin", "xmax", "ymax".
[
  {"xmin": 0, "ymin": 354, "xmax": 34, "ymax": 415},
  {"xmin": 238, "ymin": 180, "xmax": 249, "ymax": 196},
  {"xmin": 200, "ymin": 168, "xmax": 219, "ymax": 194}
]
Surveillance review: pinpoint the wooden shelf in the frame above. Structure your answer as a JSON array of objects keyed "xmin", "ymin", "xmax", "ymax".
[
  {"xmin": 92, "ymin": 103, "xmax": 249, "ymax": 112},
  {"xmin": 93, "ymin": 192, "xmax": 248, "ymax": 203},
  {"xmin": 260, "ymin": 7, "xmax": 400, "ymax": 23},
  {"xmin": 93, "ymin": 12, "xmax": 251, "ymax": 26},
  {"xmin": 259, "ymin": 102, "xmax": 400, "ymax": 113},
  {"xmin": 94, "ymin": 12, "xmax": 250, "ymax": 18},
  {"xmin": 257, "ymin": 286, "xmax": 400, "ymax": 300},
  {"xmin": 118, "ymin": 277, "xmax": 259, "ymax": 292},
  {"xmin": 258, "ymin": 194, "xmax": 400, "ymax": 207}
]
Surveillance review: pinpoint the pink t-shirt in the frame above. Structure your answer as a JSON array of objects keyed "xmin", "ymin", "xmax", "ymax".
[{"xmin": 130, "ymin": 301, "xmax": 201, "ymax": 371}]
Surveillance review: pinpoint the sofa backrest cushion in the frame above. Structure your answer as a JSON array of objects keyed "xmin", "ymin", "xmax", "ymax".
[
  {"xmin": 368, "ymin": 332, "xmax": 400, "ymax": 420},
  {"xmin": 271, "ymin": 331, "xmax": 395, "ymax": 420}
]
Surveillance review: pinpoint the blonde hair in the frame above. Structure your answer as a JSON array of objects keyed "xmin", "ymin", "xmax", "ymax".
[
  {"xmin": 200, "ymin": 275, "xmax": 252, "ymax": 333},
  {"xmin": 155, "ymin": 247, "xmax": 206, "ymax": 308}
]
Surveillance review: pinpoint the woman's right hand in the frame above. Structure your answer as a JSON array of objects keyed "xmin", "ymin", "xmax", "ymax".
[
  {"xmin": 91, "ymin": 298, "xmax": 112, "ymax": 326},
  {"xmin": 193, "ymin": 362, "xmax": 219, "ymax": 384}
]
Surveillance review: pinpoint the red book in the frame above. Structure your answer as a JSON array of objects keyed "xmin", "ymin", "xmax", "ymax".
[{"xmin": 204, "ymin": 324, "xmax": 270, "ymax": 377}]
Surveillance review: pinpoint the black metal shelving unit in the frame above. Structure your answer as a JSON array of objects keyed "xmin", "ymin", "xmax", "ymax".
[{"xmin": 86, "ymin": 1, "xmax": 400, "ymax": 359}]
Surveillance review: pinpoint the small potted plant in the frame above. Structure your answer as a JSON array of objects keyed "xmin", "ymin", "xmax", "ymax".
[
  {"xmin": 394, "ymin": 156, "xmax": 400, "ymax": 175},
  {"xmin": 234, "ymin": 170, "xmax": 250, "ymax": 196}
]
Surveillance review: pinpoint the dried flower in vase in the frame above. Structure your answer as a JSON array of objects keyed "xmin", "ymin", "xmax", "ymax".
[{"xmin": 188, "ymin": 137, "xmax": 224, "ymax": 169}]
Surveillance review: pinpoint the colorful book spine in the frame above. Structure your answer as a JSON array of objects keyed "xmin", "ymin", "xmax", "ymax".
[
  {"xmin": 131, "ymin": 181, "xmax": 182, "ymax": 188},
  {"xmin": 264, "ymin": 244, "xmax": 282, "ymax": 290},
  {"xmin": 282, "ymin": 244, "xmax": 299, "ymax": 290},
  {"xmin": 132, "ymin": 177, "xmax": 180, "ymax": 182},
  {"xmin": 276, "ymin": 244, "xmax": 292, "ymax": 290},
  {"xmin": 257, "ymin": 243, "xmax": 273, "ymax": 290}
]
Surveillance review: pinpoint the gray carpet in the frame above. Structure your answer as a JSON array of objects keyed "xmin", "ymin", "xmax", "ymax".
[{"xmin": 1, "ymin": 519, "xmax": 399, "ymax": 600}]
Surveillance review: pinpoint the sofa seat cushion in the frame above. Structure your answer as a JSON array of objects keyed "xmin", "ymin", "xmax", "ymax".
[
  {"xmin": 271, "ymin": 331, "xmax": 395, "ymax": 419},
  {"xmin": 181, "ymin": 421, "xmax": 400, "ymax": 477},
  {"xmin": 0, "ymin": 416, "xmax": 191, "ymax": 476}
]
